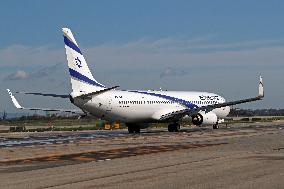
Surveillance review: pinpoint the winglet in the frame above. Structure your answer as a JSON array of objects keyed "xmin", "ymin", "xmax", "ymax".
[
  {"xmin": 7, "ymin": 89, "xmax": 23, "ymax": 109},
  {"xmin": 258, "ymin": 76, "xmax": 264, "ymax": 98}
]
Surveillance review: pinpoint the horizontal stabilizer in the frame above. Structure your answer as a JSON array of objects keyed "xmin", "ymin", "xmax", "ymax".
[{"xmin": 76, "ymin": 86, "xmax": 119, "ymax": 99}]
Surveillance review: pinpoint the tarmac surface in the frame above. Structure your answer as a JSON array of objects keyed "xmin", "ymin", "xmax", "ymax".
[{"xmin": 0, "ymin": 122, "xmax": 283, "ymax": 189}]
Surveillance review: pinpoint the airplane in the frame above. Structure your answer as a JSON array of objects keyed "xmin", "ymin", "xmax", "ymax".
[{"xmin": 7, "ymin": 28, "xmax": 264, "ymax": 133}]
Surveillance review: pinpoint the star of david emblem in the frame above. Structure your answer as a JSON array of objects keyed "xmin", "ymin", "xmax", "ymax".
[{"xmin": 75, "ymin": 57, "xmax": 82, "ymax": 68}]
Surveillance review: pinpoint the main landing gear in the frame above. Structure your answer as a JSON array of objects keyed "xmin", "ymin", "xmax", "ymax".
[
  {"xmin": 128, "ymin": 125, "xmax": 140, "ymax": 133},
  {"xmin": 168, "ymin": 123, "xmax": 180, "ymax": 132}
]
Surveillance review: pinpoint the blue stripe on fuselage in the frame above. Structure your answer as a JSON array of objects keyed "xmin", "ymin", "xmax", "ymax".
[
  {"xmin": 128, "ymin": 90, "xmax": 198, "ymax": 109},
  {"xmin": 69, "ymin": 68, "xmax": 105, "ymax": 88},
  {"xmin": 64, "ymin": 36, "xmax": 82, "ymax": 55}
]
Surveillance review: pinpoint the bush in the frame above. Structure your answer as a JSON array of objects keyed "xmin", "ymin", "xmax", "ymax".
[
  {"xmin": 9, "ymin": 126, "xmax": 26, "ymax": 132},
  {"xmin": 240, "ymin": 118, "xmax": 250, "ymax": 121},
  {"xmin": 251, "ymin": 117, "xmax": 262, "ymax": 121}
]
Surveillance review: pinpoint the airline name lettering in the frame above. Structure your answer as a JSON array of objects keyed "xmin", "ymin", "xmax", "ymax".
[{"xmin": 199, "ymin": 95, "xmax": 219, "ymax": 101}]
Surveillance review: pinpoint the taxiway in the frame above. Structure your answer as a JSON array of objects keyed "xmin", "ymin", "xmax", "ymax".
[{"xmin": 0, "ymin": 122, "xmax": 283, "ymax": 189}]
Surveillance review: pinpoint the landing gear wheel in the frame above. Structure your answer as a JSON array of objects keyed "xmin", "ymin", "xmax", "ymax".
[
  {"xmin": 213, "ymin": 124, "xmax": 219, "ymax": 129},
  {"xmin": 128, "ymin": 126, "xmax": 134, "ymax": 133},
  {"xmin": 134, "ymin": 126, "xmax": 140, "ymax": 133},
  {"xmin": 175, "ymin": 124, "xmax": 180, "ymax": 132},
  {"xmin": 168, "ymin": 124, "xmax": 174, "ymax": 132},
  {"xmin": 128, "ymin": 125, "xmax": 140, "ymax": 134},
  {"xmin": 168, "ymin": 123, "xmax": 180, "ymax": 132}
]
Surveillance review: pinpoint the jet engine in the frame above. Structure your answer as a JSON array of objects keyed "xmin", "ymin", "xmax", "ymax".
[{"xmin": 191, "ymin": 112, "xmax": 218, "ymax": 126}]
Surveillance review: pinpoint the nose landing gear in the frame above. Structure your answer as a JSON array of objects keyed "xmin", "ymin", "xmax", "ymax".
[{"xmin": 212, "ymin": 123, "xmax": 219, "ymax": 129}]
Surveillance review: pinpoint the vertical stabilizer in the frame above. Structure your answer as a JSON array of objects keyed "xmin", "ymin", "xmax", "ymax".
[{"xmin": 62, "ymin": 28, "xmax": 105, "ymax": 95}]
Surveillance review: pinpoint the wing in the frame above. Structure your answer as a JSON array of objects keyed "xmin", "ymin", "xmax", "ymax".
[
  {"xmin": 7, "ymin": 89, "xmax": 82, "ymax": 114},
  {"xmin": 160, "ymin": 76, "xmax": 264, "ymax": 121},
  {"xmin": 15, "ymin": 86, "xmax": 119, "ymax": 99},
  {"xmin": 15, "ymin": 91, "xmax": 70, "ymax": 98}
]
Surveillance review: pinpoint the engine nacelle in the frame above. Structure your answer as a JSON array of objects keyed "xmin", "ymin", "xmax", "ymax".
[{"xmin": 191, "ymin": 112, "xmax": 218, "ymax": 126}]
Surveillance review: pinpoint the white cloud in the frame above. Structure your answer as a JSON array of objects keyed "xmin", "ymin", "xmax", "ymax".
[
  {"xmin": 4, "ymin": 70, "xmax": 30, "ymax": 80},
  {"xmin": 1, "ymin": 38, "xmax": 284, "ymax": 70},
  {"xmin": 2, "ymin": 63, "xmax": 64, "ymax": 81},
  {"xmin": 0, "ymin": 44, "xmax": 64, "ymax": 67},
  {"xmin": 160, "ymin": 67, "xmax": 188, "ymax": 78}
]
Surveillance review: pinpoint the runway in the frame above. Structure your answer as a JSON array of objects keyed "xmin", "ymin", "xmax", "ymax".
[{"xmin": 0, "ymin": 122, "xmax": 283, "ymax": 189}]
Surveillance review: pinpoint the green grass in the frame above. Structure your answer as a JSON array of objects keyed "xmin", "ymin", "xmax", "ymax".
[{"xmin": 1, "ymin": 117, "xmax": 127, "ymax": 132}]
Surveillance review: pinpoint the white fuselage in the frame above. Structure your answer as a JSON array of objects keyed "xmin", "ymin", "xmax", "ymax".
[{"xmin": 72, "ymin": 90, "xmax": 230, "ymax": 123}]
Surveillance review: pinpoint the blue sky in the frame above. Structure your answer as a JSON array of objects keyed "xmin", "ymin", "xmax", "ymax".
[
  {"xmin": 1, "ymin": 1, "xmax": 284, "ymax": 46},
  {"xmin": 1, "ymin": 0, "xmax": 284, "ymax": 113}
]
